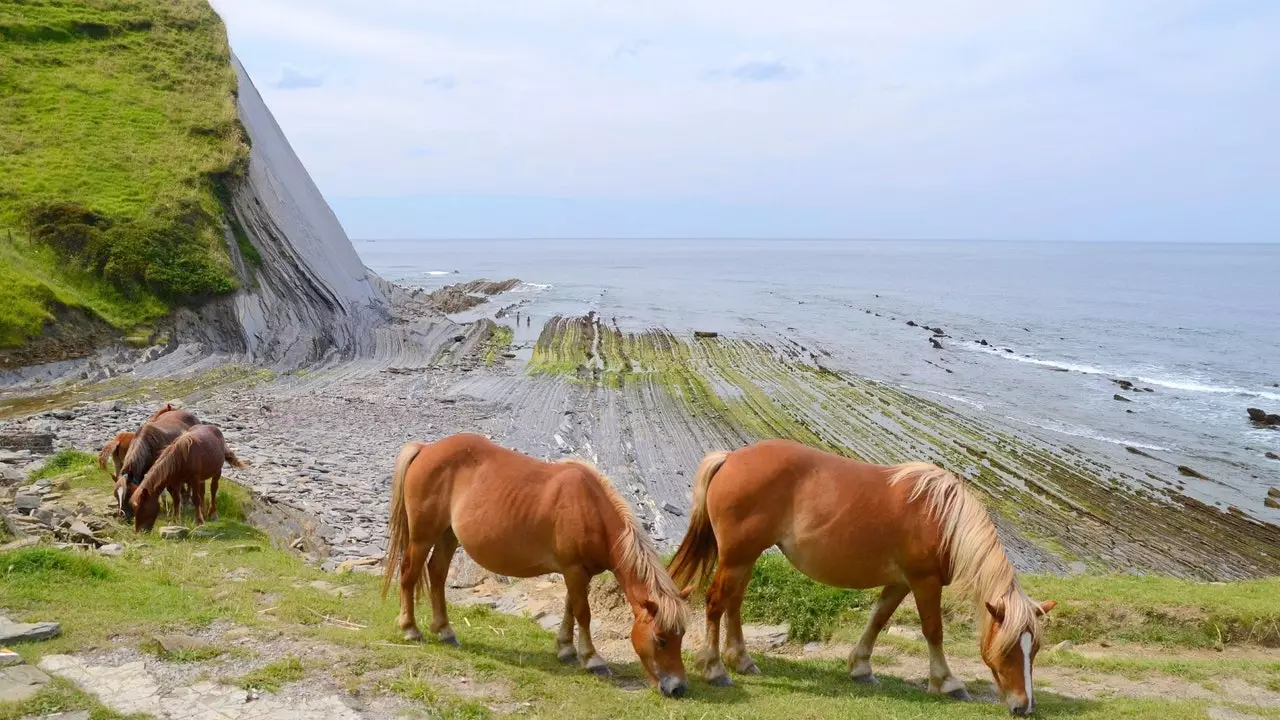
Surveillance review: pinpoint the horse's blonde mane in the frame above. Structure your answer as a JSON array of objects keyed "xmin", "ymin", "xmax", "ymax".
[
  {"xmin": 558, "ymin": 458, "xmax": 687, "ymax": 633},
  {"xmin": 888, "ymin": 462, "xmax": 1043, "ymax": 655},
  {"xmin": 139, "ymin": 430, "xmax": 198, "ymax": 495}
]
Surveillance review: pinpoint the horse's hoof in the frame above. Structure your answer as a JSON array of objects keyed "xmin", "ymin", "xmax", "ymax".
[
  {"xmin": 850, "ymin": 673, "xmax": 879, "ymax": 686},
  {"xmin": 738, "ymin": 660, "xmax": 761, "ymax": 675},
  {"xmin": 586, "ymin": 660, "xmax": 612, "ymax": 678},
  {"xmin": 403, "ymin": 628, "xmax": 423, "ymax": 642},
  {"xmin": 707, "ymin": 674, "xmax": 733, "ymax": 688},
  {"xmin": 947, "ymin": 687, "xmax": 972, "ymax": 702},
  {"xmin": 557, "ymin": 648, "xmax": 578, "ymax": 663},
  {"xmin": 439, "ymin": 630, "xmax": 460, "ymax": 647}
]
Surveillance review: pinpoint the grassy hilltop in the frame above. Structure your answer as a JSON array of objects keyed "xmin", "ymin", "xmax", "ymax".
[{"xmin": 0, "ymin": 0, "xmax": 249, "ymax": 352}]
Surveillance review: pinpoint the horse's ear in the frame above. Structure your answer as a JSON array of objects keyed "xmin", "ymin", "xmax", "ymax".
[
  {"xmin": 679, "ymin": 584, "xmax": 695, "ymax": 600},
  {"xmin": 1038, "ymin": 600, "xmax": 1058, "ymax": 616},
  {"xmin": 985, "ymin": 600, "xmax": 1006, "ymax": 622},
  {"xmin": 641, "ymin": 599, "xmax": 660, "ymax": 618}
]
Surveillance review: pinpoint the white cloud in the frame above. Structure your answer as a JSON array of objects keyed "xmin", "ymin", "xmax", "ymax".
[{"xmin": 209, "ymin": 0, "xmax": 1280, "ymax": 236}]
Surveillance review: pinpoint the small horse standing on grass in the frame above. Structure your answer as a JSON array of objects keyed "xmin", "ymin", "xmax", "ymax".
[
  {"xmin": 114, "ymin": 404, "xmax": 200, "ymax": 520},
  {"xmin": 382, "ymin": 433, "xmax": 691, "ymax": 698},
  {"xmin": 668, "ymin": 439, "xmax": 1057, "ymax": 716},
  {"xmin": 130, "ymin": 424, "xmax": 246, "ymax": 532}
]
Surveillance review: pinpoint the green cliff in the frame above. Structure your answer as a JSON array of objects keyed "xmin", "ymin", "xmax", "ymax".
[{"xmin": 0, "ymin": 0, "xmax": 249, "ymax": 355}]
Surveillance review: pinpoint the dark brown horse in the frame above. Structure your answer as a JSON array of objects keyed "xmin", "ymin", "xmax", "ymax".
[
  {"xmin": 115, "ymin": 405, "xmax": 199, "ymax": 520},
  {"xmin": 669, "ymin": 440, "xmax": 1056, "ymax": 716},
  {"xmin": 382, "ymin": 434, "xmax": 691, "ymax": 697},
  {"xmin": 130, "ymin": 424, "xmax": 246, "ymax": 532}
]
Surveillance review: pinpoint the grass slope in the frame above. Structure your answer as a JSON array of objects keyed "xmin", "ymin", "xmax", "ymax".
[
  {"xmin": 2, "ymin": 450, "xmax": 1278, "ymax": 719},
  {"xmin": 0, "ymin": 0, "xmax": 248, "ymax": 348}
]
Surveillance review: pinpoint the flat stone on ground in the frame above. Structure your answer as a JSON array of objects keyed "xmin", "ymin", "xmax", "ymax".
[
  {"xmin": 158, "ymin": 526, "xmax": 189, "ymax": 540},
  {"xmin": 40, "ymin": 654, "xmax": 362, "ymax": 720},
  {"xmin": 0, "ymin": 617, "xmax": 62, "ymax": 644},
  {"xmin": 0, "ymin": 648, "xmax": 22, "ymax": 667},
  {"xmin": 0, "ymin": 663, "xmax": 50, "ymax": 703},
  {"xmin": 153, "ymin": 634, "xmax": 211, "ymax": 656}
]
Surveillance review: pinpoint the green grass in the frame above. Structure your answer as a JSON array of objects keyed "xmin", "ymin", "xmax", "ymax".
[
  {"xmin": 234, "ymin": 656, "xmax": 306, "ymax": 692},
  {"xmin": 4, "ymin": 454, "xmax": 1280, "ymax": 719},
  {"xmin": 0, "ymin": 0, "xmax": 249, "ymax": 347},
  {"xmin": 0, "ymin": 677, "xmax": 142, "ymax": 720},
  {"xmin": 29, "ymin": 448, "xmax": 101, "ymax": 483},
  {"xmin": 741, "ymin": 553, "xmax": 874, "ymax": 642},
  {"xmin": 482, "ymin": 324, "xmax": 514, "ymax": 366}
]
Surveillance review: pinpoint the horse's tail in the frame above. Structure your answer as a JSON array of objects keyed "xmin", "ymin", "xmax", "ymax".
[
  {"xmin": 98, "ymin": 438, "xmax": 118, "ymax": 472},
  {"xmin": 668, "ymin": 450, "xmax": 731, "ymax": 592},
  {"xmin": 382, "ymin": 441, "xmax": 426, "ymax": 601},
  {"xmin": 224, "ymin": 446, "xmax": 248, "ymax": 469}
]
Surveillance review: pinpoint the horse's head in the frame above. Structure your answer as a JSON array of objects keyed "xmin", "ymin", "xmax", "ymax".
[
  {"xmin": 129, "ymin": 483, "xmax": 161, "ymax": 533},
  {"xmin": 981, "ymin": 597, "xmax": 1057, "ymax": 716},
  {"xmin": 629, "ymin": 591, "xmax": 691, "ymax": 698}
]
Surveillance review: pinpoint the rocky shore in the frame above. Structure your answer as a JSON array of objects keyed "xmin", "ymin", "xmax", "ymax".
[{"xmin": 4, "ymin": 296, "xmax": 1279, "ymax": 581}]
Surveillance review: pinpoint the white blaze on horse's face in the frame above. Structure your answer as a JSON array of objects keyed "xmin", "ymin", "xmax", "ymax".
[{"xmin": 1020, "ymin": 632, "xmax": 1034, "ymax": 710}]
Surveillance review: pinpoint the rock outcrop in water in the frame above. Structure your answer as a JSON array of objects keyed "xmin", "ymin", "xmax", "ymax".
[{"xmin": 1246, "ymin": 408, "xmax": 1280, "ymax": 427}]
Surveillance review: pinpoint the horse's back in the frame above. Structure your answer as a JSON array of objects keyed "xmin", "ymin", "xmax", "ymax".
[{"xmin": 713, "ymin": 439, "xmax": 938, "ymax": 587}]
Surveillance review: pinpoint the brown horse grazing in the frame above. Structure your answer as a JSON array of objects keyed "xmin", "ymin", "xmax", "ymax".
[
  {"xmin": 382, "ymin": 434, "xmax": 691, "ymax": 698},
  {"xmin": 129, "ymin": 424, "xmax": 246, "ymax": 532},
  {"xmin": 115, "ymin": 407, "xmax": 200, "ymax": 520},
  {"xmin": 668, "ymin": 439, "xmax": 1057, "ymax": 716}
]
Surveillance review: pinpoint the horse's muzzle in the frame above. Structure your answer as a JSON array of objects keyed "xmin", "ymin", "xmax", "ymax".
[
  {"xmin": 1008, "ymin": 699, "xmax": 1034, "ymax": 716},
  {"xmin": 659, "ymin": 675, "xmax": 688, "ymax": 698}
]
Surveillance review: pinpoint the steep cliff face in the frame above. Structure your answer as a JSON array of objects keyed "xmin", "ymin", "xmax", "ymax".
[{"xmin": 171, "ymin": 55, "xmax": 392, "ymax": 368}]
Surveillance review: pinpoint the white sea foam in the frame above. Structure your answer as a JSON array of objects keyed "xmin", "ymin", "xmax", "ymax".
[{"xmin": 965, "ymin": 344, "xmax": 1280, "ymax": 401}]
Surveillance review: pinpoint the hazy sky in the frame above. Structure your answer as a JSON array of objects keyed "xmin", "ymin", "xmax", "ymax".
[{"xmin": 210, "ymin": 0, "xmax": 1277, "ymax": 241}]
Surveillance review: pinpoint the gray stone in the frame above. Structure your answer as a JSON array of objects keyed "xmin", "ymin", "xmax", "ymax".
[
  {"xmin": 36, "ymin": 711, "xmax": 90, "ymax": 720},
  {"xmin": 51, "ymin": 410, "xmax": 76, "ymax": 421},
  {"xmin": 1068, "ymin": 561, "xmax": 1089, "ymax": 575},
  {"xmin": 0, "ymin": 617, "xmax": 62, "ymax": 644},
  {"xmin": 98, "ymin": 543, "xmax": 125, "ymax": 557},
  {"xmin": 0, "ymin": 450, "xmax": 32, "ymax": 465},
  {"xmin": 0, "ymin": 663, "xmax": 50, "ymax": 702},
  {"xmin": 159, "ymin": 526, "xmax": 190, "ymax": 540},
  {"xmin": 661, "ymin": 501, "xmax": 685, "ymax": 516},
  {"xmin": 14, "ymin": 493, "xmax": 41, "ymax": 511},
  {"xmin": 154, "ymin": 634, "xmax": 211, "ymax": 656},
  {"xmin": 0, "ymin": 648, "xmax": 20, "ymax": 667},
  {"xmin": 742, "ymin": 623, "xmax": 789, "ymax": 650}
]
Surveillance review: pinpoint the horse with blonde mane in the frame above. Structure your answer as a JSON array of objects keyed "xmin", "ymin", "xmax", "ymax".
[
  {"xmin": 130, "ymin": 424, "xmax": 246, "ymax": 532},
  {"xmin": 668, "ymin": 439, "xmax": 1057, "ymax": 716},
  {"xmin": 99, "ymin": 404, "xmax": 180, "ymax": 482},
  {"xmin": 382, "ymin": 433, "xmax": 691, "ymax": 698},
  {"xmin": 114, "ymin": 405, "xmax": 199, "ymax": 520}
]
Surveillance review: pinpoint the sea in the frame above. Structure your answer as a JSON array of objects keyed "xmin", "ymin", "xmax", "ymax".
[{"xmin": 355, "ymin": 239, "xmax": 1280, "ymax": 514}]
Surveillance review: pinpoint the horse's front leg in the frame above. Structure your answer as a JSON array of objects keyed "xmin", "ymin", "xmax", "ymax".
[
  {"xmin": 191, "ymin": 479, "xmax": 206, "ymax": 525},
  {"xmin": 849, "ymin": 583, "xmax": 911, "ymax": 684},
  {"xmin": 911, "ymin": 575, "xmax": 970, "ymax": 700},
  {"xmin": 555, "ymin": 591, "xmax": 577, "ymax": 662},
  {"xmin": 564, "ymin": 567, "xmax": 609, "ymax": 676}
]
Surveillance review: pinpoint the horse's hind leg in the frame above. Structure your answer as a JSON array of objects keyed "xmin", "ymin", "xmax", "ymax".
[
  {"xmin": 425, "ymin": 528, "xmax": 460, "ymax": 645},
  {"xmin": 717, "ymin": 562, "xmax": 761, "ymax": 676},
  {"xmin": 564, "ymin": 567, "xmax": 609, "ymax": 676},
  {"xmin": 849, "ymin": 583, "xmax": 910, "ymax": 684},
  {"xmin": 911, "ymin": 574, "xmax": 969, "ymax": 700},
  {"xmin": 397, "ymin": 537, "xmax": 432, "ymax": 642}
]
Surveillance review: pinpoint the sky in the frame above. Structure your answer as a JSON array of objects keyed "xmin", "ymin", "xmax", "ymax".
[{"xmin": 209, "ymin": 0, "xmax": 1279, "ymax": 242}]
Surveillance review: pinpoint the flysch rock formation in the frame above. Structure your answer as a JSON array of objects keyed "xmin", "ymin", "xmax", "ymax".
[{"xmin": 169, "ymin": 54, "xmax": 394, "ymax": 369}]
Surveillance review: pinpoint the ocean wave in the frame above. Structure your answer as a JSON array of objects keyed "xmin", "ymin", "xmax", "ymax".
[
  {"xmin": 423, "ymin": 270, "xmax": 453, "ymax": 276},
  {"xmin": 1009, "ymin": 417, "xmax": 1170, "ymax": 452},
  {"xmin": 964, "ymin": 344, "xmax": 1280, "ymax": 401},
  {"xmin": 509, "ymin": 282, "xmax": 553, "ymax": 293},
  {"xmin": 912, "ymin": 388, "xmax": 987, "ymax": 411}
]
